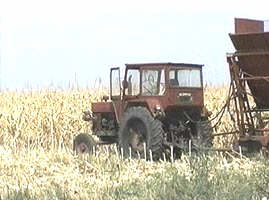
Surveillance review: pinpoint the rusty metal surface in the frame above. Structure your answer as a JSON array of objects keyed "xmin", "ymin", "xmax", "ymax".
[
  {"xmin": 166, "ymin": 88, "xmax": 203, "ymax": 108},
  {"xmin": 90, "ymin": 62, "xmax": 207, "ymax": 151},
  {"xmin": 235, "ymin": 18, "xmax": 264, "ymax": 34},
  {"xmin": 122, "ymin": 62, "xmax": 204, "ymax": 114},
  {"xmin": 230, "ymin": 32, "xmax": 269, "ymax": 52},
  {"xmin": 226, "ymin": 18, "xmax": 269, "ymax": 153},
  {"xmin": 123, "ymin": 88, "xmax": 204, "ymax": 115},
  {"xmin": 92, "ymin": 102, "xmax": 114, "ymax": 113},
  {"xmin": 92, "ymin": 63, "xmax": 204, "ymax": 119},
  {"xmin": 229, "ymin": 30, "xmax": 269, "ymax": 109}
]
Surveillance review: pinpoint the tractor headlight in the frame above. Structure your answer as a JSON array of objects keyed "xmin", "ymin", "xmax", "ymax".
[
  {"xmin": 155, "ymin": 105, "xmax": 161, "ymax": 111},
  {"xmin": 154, "ymin": 105, "xmax": 164, "ymax": 118}
]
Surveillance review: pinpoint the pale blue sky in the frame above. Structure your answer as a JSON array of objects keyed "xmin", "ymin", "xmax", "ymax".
[{"xmin": 1, "ymin": 0, "xmax": 268, "ymax": 89}]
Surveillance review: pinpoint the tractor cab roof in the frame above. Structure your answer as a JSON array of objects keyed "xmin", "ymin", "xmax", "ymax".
[{"xmin": 125, "ymin": 62, "xmax": 203, "ymax": 69}]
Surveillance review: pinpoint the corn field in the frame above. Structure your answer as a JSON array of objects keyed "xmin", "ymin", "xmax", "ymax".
[{"xmin": 0, "ymin": 86, "xmax": 268, "ymax": 200}]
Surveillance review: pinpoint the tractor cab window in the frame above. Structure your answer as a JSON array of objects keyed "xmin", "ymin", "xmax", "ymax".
[
  {"xmin": 169, "ymin": 68, "xmax": 201, "ymax": 88},
  {"xmin": 125, "ymin": 69, "xmax": 140, "ymax": 96},
  {"xmin": 142, "ymin": 69, "xmax": 165, "ymax": 96}
]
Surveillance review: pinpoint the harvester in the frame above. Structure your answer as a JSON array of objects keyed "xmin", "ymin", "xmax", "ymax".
[{"xmin": 226, "ymin": 18, "xmax": 269, "ymax": 152}]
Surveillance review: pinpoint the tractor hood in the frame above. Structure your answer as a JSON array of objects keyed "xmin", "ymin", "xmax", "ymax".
[{"xmin": 92, "ymin": 102, "xmax": 114, "ymax": 113}]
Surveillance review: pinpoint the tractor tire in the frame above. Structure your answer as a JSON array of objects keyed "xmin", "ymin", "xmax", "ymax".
[
  {"xmin": 195, "ymin": 120, "xmax": 213, "ymax": 148},
  {"xmin": 118, "ymin": 106, "xmax": 164, "ymax": 160},
  {"xmin": 73, "ymin": 133, "xmax": 96, "ymax": 154}
]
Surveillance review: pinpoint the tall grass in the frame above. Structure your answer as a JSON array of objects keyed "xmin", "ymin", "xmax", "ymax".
[
  {"xmin": 0, "ymin": 88, "xmax": 107, "ymax": 150},
  {"xmin": 0, "ymin": 86, "xmax": 268, "ymax": 200}
]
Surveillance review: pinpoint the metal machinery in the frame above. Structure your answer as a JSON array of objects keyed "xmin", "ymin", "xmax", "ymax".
[
  {"xmin": 227, "ymin": 18, "xmax": 269, "ymax": 151},
  {"xmin": 73, "ymin": 63, "xmax": 212, "ymax": 158},
  {"xmin": 73, "ymin": 18, "xmax": 269, "ymax": 157}
]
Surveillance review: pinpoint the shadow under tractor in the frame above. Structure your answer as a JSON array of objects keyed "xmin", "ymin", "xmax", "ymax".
[{"xmin": 73, "ymin": 62, "xmax": 212, "ymax": 159}]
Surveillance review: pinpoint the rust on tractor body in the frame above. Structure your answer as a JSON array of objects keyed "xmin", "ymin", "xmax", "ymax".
[
  {"xmin": 122, "ymin": 62, "xmax": 204, "ymax": 109},
  {"xmin": 92, "ymin": 102, "xmax": 114, "ymax": 113},
  {"xmin": 82, "ymin": 62, "xmax": 211, "ymax": 151}
]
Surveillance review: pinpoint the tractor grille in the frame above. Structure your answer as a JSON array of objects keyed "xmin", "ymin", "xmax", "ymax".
[{"xmin": 177, "ymin": 93, "xmax": 193, "ymax": 104}]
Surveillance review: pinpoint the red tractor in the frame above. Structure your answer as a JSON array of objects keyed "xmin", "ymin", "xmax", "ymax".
[{"xmin": 74, "ymin": 63, "xmax": 212, "ymax": 158}]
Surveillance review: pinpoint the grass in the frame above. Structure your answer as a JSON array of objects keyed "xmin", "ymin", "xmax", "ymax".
[
  {"xmin": 106, "ymin": 155, "xmax": 269, "ymax": 200},
  {"xmin": 0, "ymin": 86, "xmax": 268, "ymax": 199},
  {"xmin": 1, "ymin": 146, "xmax": 269, "ymax": 200}
]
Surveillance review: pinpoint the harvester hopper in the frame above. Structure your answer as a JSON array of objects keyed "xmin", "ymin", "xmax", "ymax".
[{"xmin": 227, "ymin": 18, "xmax": 269, "ymax": 151}]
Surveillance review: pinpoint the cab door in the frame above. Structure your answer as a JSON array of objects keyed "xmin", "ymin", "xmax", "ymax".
[
  {"xmin": 110, "ymin": 67, "xmax": 122, "ymax": 122},
  {"xmin": 110, "ymin": 67, "xmax": 121, "ymax": 100}
]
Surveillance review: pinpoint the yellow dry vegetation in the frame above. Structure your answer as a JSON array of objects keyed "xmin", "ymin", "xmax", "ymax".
[
  {"xmin": 0, "ymin": 86, "xmax": 265, "ymax": 199},
  {"xmin": 204, "ymin": 86, "xmax": 236, "ymax": 147},
  {"xmin": 0, "ymin": 88, "xmax": 107, "ymax": 150}
]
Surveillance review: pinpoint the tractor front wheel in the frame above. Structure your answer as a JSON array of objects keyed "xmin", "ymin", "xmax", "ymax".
[{"xmin": 73, "ymin": 133, "xmax": 96, "ymax": 154}]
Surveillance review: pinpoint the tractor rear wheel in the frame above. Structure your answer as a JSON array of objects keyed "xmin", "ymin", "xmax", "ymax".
[
  {"xmin": 195, "ymin": 120, "xmax": 213, "ymax": 148},
  {"xmin": 118, "ymin": 106, "xmax": 164, "ymax": 160},
  {"xmin": 73, "ymin": 133, "xmax": 96, "ymax": 154}
]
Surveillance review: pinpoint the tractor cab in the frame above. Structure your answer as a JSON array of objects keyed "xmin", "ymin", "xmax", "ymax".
[
  {"xmin": 111, "ymin": 63, "xmax": 203, "ymax": 98},
  {"xmin": 110, "ymin": 63, "xmax": 204, "ymax": 113}
]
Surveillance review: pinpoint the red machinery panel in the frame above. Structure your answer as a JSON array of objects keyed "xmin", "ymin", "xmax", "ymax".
[
  {"xmin": 230, "ymin": 19, "xmax": 269, "ymax": 109},
  {"xmin": 235, "ymin": 18, "xmax": 264, "ymax": 34}
]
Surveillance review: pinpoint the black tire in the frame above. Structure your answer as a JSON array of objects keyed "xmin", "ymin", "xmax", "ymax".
[
  {"xmin": 195, "ymin": 120, "xmax": 213, "ymax": 148},
  {"xmin": 73, "ymin": 133, "xmax": 96, "ymax": 154},
  {"xmin": 118, "ymin": 106, "xmax": 164, "ymax": 160}
]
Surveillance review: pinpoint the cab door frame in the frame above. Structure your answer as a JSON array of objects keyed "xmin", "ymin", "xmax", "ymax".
[
  {"xmin": 110, "ymin": 67, "xmax": 121, "ymax": 100},
  {"xmin": 110, "ymin": 67, "xmax": 123, "ymax": 123}
]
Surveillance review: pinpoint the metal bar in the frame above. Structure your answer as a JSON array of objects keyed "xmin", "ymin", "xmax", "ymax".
[
  {"xmin": 235, "ymin": 59, "xmax": 256, "ymax": 135},
  {"xmin": 232, "ymin": 58, "xmax": 247, "ymax": 134},
  {"xmin": 240, "ymin": 78, "xmax": 252, "ymax": 129},
  {"xmin": 242, "ymin": 79, "xmax": 255, "ymax": 130},
  {"xmin": 240, "ymin": 76, "xmax": 269, "ymax": 80},
  {"xmin": 228, "ymin": 58, "xmax": 242, "ymax": 134},
  {"xmin": 112, "ymin": 101, "xmax": 119, "ymax": 123},
  {"xmin": 212, "ymin": 131, "xmax": 239, "ymax": 137},
  {"xmin": 234, "ymin": 51, "xmax": 269, "ymax": 57},
  {"xmin": 228, "ymin": 56, "xmax": 257, "ymax": 136}
]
